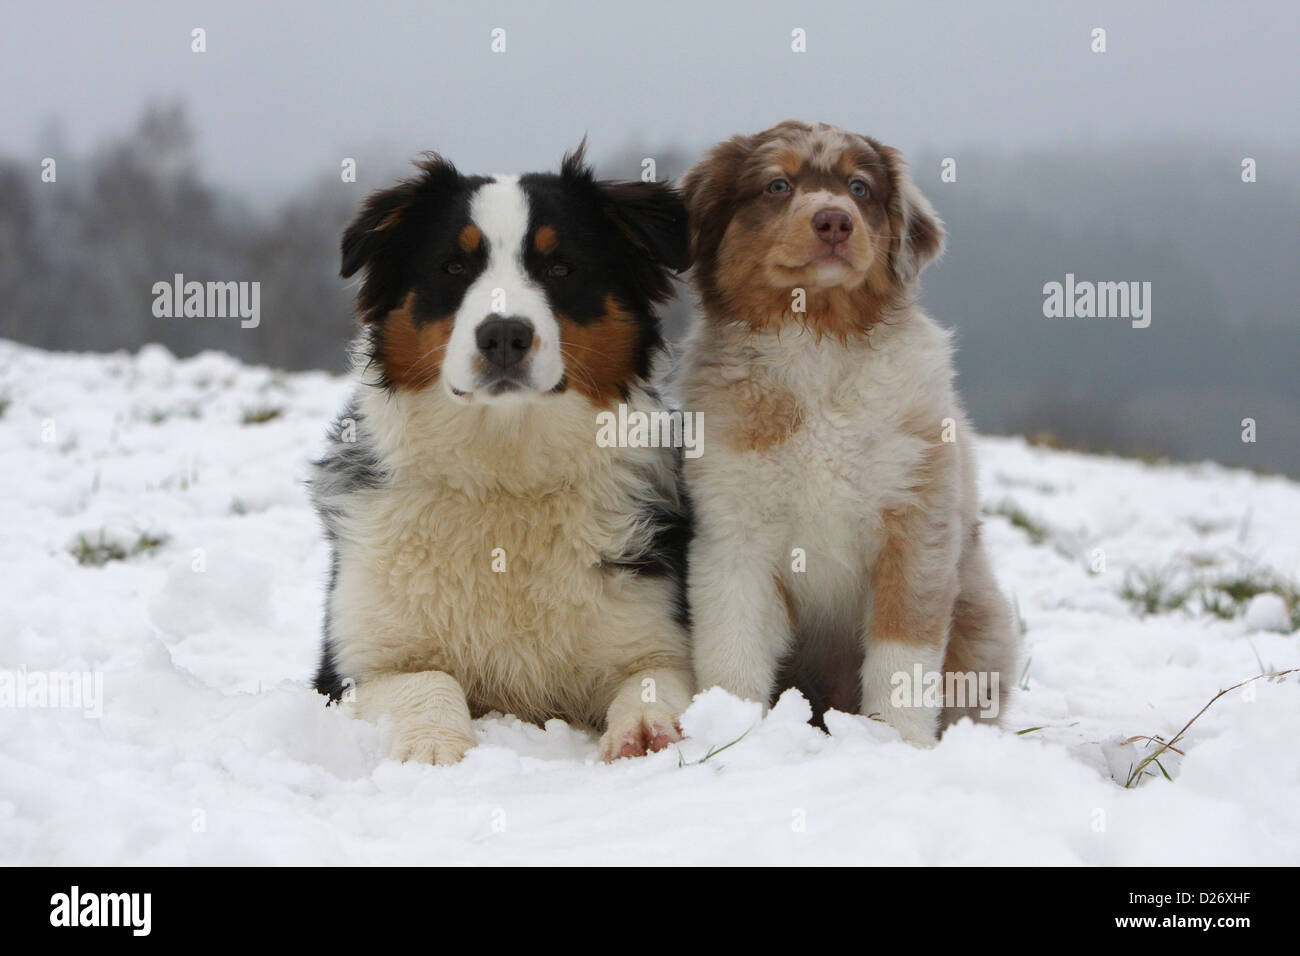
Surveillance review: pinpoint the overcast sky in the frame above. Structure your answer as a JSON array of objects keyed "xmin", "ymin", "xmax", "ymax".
[{"xmin": 4, "ymin": 0, "xmax": 1298, "ymax": 193}]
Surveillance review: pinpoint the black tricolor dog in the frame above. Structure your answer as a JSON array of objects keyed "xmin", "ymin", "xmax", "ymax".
[{"xmin": 310, "ymin": 146, "xmax": 696, "ymax": 764}]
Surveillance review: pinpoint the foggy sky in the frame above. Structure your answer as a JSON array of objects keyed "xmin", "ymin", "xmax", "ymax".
[{"xmin": 5, "ymin": 0, "xmax": 1299, "ymax": 195}]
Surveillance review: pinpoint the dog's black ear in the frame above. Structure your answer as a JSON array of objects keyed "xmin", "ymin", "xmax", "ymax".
[
  {"xmin": 598, "ymin": 179, "xmax": 691, "ymax": 274},
  {"xmin": 594, "ymin": 178, "xmax": 690, "ymax": 305},
  {"xmin": 562, "ymin": 141, "xmax": 690, "ymax": 304},
  {"xmin": 877, "ymin": 144, "xmax": 946, "ymax": 284},
  {"xmin": 340, "ymin": 154, "xmax": 461, "ymax": 321},
  {"xmin": 559, "ymin": 137, "xmax": 592, "ymax": 183},
  {"xmin": 340, "ymin": 179, "xmax": 419, "ymax": 281}
]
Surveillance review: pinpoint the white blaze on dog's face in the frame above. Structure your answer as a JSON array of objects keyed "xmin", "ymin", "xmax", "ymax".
[
  {"xmin": 440, "ymin": 177, "xmax": 565, "ymax": 403},
  {"xmin": 681, "ymin": 121, "xmax": 946, "ymax": 337},
  {"xmin": 338, "ymin": 149, "xmax": 690, "ymax": 408}
]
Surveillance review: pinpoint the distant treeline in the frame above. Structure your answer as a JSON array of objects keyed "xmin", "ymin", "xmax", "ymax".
[{"xmin": 2, "ymin": 104, "xmax": 1296, "ymax": 475}]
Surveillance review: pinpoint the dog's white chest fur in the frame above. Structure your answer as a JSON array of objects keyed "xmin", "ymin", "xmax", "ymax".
[
  {"xmin": 326, "ymin": 386, "xmax": 681, "ymax": 725},
  {"xmin": 342, "ymin": 475, "xmax": 605, "ymax": 635}
]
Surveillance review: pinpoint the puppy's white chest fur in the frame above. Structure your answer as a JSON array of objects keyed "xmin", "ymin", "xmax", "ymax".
[
  {"xmin": 796, "ymin": 331, "xmax": 941, "ymax": 585},
  {"xmin": 687, "ymin": 317, "xmax": 952, "ymax": 537},
  {"xmin": 680, "ymin": 313, "xmax": 960, "ymax": 640}
]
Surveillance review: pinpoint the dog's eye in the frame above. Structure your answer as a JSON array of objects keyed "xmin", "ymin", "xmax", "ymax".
[
  {"xmin": 767, "ymin": 178, "xmax": 792, "ymax": 195},
  {"xmin": 547, "ymin": 263, "xmax": 571, "ymax": 279},
  {"xmin": 849, "ymin": 179, "xmax": 869, "ymax": 198},
  {"xmin": 444, "ymin": 261, "xmax": 465, "ymax": 276}
]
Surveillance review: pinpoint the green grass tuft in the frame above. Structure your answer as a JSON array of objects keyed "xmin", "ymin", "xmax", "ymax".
[
  {"xmin": 70, "ymin": 530, "xmax": 170, "ymax": 567},
  {"xmin": 1120, "ymin": 567, "xmax": 1187, "ymax": 616},
  {"xmin": 241, "ymin": 406, "xmax": 284, "ymax": 425},
  {"xmin": 147, "ymin": 405, "xmax": 201, "ymax": 424},
  {"xmin": 987, "ymin": 500, "xmax": 1050, "ymax": 545},
  {"xmin": 1115, "ymin": 564, "xmax": 1299, "ymax": 624}
]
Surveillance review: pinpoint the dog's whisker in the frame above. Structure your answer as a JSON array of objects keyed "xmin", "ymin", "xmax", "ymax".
[{"xmin": 557, "ymin": 346, "xmax": 602, "ymax": 394}]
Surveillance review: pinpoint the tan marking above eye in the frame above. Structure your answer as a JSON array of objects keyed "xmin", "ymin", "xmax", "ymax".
[
  {"xmin": 759, "ymin": 161, "xmax": 800, "ymax": 187},
  {"xmin": 771, "ymin": 144, "xmax": 805, "ymax": 174},
  {"xmin": 534, "ymin": 225, "xmax": 558, "ymax": 254},
  {"xmin": 458, "ymin": 225, "xmax": 481, "ymax": 253},
  {"xmin": 837, "ymin": 153, "xmax": 863, "ymax": 177}
]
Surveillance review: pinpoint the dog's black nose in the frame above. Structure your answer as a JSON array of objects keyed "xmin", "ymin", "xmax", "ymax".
[
  {"xmin": 812, "ymin": 209, "xmax": 853, "ymax": 245},
  {"xmin": 475, "ymin": 317, "xmax": 534, "ymax": 369}
]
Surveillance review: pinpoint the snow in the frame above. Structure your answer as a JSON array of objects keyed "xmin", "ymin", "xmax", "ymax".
[
  {"xmin": 1244, "ymin": 593, "xmax": 1291, "ymax": 633},
  {"xmin": 1, "ymin": 339, "xmax": 1297, "ymax": 865}
]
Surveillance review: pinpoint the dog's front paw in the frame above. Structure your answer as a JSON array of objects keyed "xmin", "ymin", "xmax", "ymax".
[
  {"xmin": 599, "ymin": 708, "xmax": 682, "ymax": 762},
  {"xmin": 388, "ymin": 727, "xmax": 477, "ymax": 766}
]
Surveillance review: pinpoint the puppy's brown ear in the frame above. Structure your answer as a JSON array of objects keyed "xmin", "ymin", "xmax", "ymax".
[
  {"xmin": 679, "ymin": 134, "xmax": 756, "ymax": 267},
  {"xmin": 878, "ymin": 145, "xmax": 946, "ymax": 285}
]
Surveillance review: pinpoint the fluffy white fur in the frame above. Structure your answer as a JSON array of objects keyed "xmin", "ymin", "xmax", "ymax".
[
  {"xmin": 326, "ymin": 376, "xmax": 693, "ymax": 763},
  {"xmin": 680, "ymin": 307, "xmax": 1018, "ymax": 745}
]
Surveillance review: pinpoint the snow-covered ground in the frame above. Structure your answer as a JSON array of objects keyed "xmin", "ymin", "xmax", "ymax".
[{"xmin": 1, "ymin": 339, "xmax": 1297, "ymax": 865}]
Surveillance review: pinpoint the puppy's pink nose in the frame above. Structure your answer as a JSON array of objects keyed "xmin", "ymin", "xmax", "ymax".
[{"xmin": 812, "ymin": 209, "xmax": 853, "ymax": 245}]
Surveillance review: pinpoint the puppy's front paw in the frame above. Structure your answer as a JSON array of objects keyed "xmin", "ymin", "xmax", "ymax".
[
  {"xmin": 866, "ymin": 704, "xmax": 940, "ymax": 748},
  {"xmin": 388, "ymin": 727, "xmax": 477, "ymax": 766},
  {"xmin": 599, "ymin": 708, "xmax": 682, "ymax": 762}
]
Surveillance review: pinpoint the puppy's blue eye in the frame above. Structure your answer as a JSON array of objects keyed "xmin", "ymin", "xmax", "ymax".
[
  {"xmin": 767, "ymin": 179, "xmax": 791, "ymax": 195},
  {"xmin": 548, "ymin": 263, "xmax": 571, "ymax": 279},
  {"xmin": 444, "ymin": 261, "xmax": 465, "ymax": 275},
  {"xmin": 849, "ymin": 179, "xmax": 868, "ymax": 197}
]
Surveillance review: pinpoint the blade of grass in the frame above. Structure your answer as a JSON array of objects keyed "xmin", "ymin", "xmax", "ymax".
[{"xmin": 1124, "ymin": 668, "xmax": 1298, "ymax": 788}]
